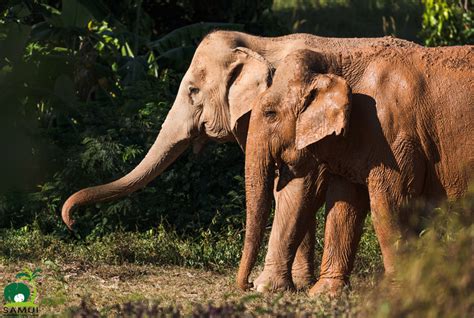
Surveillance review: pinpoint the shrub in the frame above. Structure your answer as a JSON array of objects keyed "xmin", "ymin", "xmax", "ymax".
[
  {"xmin": 362, "ymin": 190, "xmax": 474, "ymax": 317},
  {"xmin": 420, "ymin": 0, "xmax": 473, "ymax": 46}
]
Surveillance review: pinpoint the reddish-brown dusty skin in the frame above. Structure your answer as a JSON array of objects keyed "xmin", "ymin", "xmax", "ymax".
[
  {"xmin": 244, "ymin": 45, "xmax": 473, "ymax": 296},
  {"xmin": 62, "ymin": 32, "xmax": 469, "ymax": 296}
]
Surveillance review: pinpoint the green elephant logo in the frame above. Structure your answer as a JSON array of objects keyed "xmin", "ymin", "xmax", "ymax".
[
  {"xmin": 3, "ymin": 268, "xmax": 41, "ymax": 308},
  {"xmin": 4, "ymin": 282, "xmax": 31, "ymax": 303}
]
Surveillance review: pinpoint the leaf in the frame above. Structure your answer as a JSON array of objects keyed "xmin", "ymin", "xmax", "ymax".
[
  {"xmin": 148, "ymin": 23, "xmax": 244, "ymax": 71},
  {"xmin": 30, "ymin": 22, "xmax": 55, "ymax": 41},
  {"xmin": 61, "ymin": 0, "xmax": 93, "ymax": 28},
  {"xmin": 15, "ymin": 273, "xmax": 29, "ymax": 279},
  {"xmin": 148, "ymin": 22, "xmax": 244, "ymax": 54},
  {"xmin": 155, "ymin": 46, "xmax": 196, "ymax": 72},
  {"xmin": 118, "ymin": 56, "xmax": 147, "ymax": 85},
  {"xmin": 76, "ymin": 0, "xmax": 110, "ymax": 21},
  {"xmin": 0, "ymin": 23, "xmax": 31, "ymax": 63},
  {"xmin": 22, "ymin": 268, "xmax": 33, "ymax": 276}
]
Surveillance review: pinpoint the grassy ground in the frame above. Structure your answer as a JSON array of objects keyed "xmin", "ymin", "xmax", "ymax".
[
  {"xmin": 0, "ymin": 218, "xmax": 382, "ymax": 316},
  {"xmin": 1, "ymin": 262, "xmax": 376, "ymax": 317},
  {"xmin": 1, "ymin": 193, "xmax": 472, "ymax": 317},
  {"xmin": 1, "ymin": 195, "xmax": 472, "ymax": 317}
]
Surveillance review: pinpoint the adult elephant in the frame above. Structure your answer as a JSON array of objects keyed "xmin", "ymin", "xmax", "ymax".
[
  {"xmin": 60, "ymin": 31, "xmax": 409, "ymax": 295},
  {"xmin": 244, "ymin": 47, "xmax": 473, "ymax": 294}
]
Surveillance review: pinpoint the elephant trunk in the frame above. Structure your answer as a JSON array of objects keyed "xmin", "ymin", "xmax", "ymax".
[
  {"xmin": 61, "ymin": 102, "xmax": 192, "ymax": 230},
  {"xmin": 237, "ymin": 125, "xmax": 275, "ymax": 290}
]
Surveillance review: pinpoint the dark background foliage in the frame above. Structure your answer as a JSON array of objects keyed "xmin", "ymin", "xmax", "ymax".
[{"xmin": 0, "ymin": 0, "xmax": 472, "ymax": 239}]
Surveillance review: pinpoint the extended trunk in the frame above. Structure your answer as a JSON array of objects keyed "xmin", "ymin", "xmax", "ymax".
[
  {"xmin": 62, "ymin": 103, "xmax": 192, "ymax": 229},
  {"xmin": 237, "ymin": 124, "xmax": 275, "ymax": 290}
]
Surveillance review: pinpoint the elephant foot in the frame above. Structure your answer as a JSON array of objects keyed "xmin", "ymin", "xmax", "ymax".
[
  {"xmin": 308, "ymin": 277, "xmax": 347, "ymax": 298},
  {"xmin": 253, "ymin": 270, "xmax": 295, "ymax": 293},
  {"xmin": 291, "ymin": 270, "xmax": 315, "ymax": 291}
]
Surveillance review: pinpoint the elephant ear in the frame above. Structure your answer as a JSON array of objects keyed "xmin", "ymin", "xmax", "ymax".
[
  {"xmin": 228, "ymin": 47, "xmax": 274, "ymax": 134},
  {"xmin": 295, "ymin": 74, "xmax": 352, "ymax": 150}
]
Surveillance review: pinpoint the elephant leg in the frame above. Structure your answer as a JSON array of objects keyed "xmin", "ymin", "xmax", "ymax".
[
  {"xmin": 254, "ymin": 169, "xmax": 324, "ymax": 292},
  {"xmin": 368, "ymin": 148, "xmax": 425, "ymax": 276},
  {"xmin": 309, "ymin": 175, "xmax": 369, "ymax": 297},
  {"xmin": 292, "ymin": 167, "xmax": 329, "ymax": 289},
  {"xmin": 369, "ymin": 191, "xmax": 402, "ymax": 276},
  {"xmin": 291, "ymin": 214, "xmax": 316, "ymax": 290}
]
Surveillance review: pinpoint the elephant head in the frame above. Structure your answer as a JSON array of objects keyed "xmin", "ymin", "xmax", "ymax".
[
  {"xmin": 62, "ymin": 31, "xmax": 275, "ymax": 229},
  {"xmin": 238, "ymin": 49, "xmax": 351, "ymax": 288}
]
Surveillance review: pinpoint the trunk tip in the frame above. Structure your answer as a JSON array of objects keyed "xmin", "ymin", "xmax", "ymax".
[{"xmin": 61, "ymin": 195, "xmax": 78, "ymax": 230}]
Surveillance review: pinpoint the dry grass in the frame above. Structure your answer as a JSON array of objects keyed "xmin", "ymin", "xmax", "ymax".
[{"xmin": 0, "ymin": 261, "xmax": 375, "ymax": 317}]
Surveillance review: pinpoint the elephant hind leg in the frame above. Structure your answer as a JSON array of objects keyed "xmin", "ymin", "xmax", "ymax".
[{"xmin": 368, "ymin": 144, "xmax": 427, "ymax": 276}]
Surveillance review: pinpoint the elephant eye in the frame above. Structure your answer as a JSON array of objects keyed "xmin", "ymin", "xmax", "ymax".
[
  {"xmin": 188, "ymin": 85, "xmax": 201, "ymax": 105},
  {"xmin": 188, "ymin": 86, "xmax": 200, "ymax": 95},
  {"xmin": 264, "ymin": 110, "xmax": 277, "ymax": 120}
]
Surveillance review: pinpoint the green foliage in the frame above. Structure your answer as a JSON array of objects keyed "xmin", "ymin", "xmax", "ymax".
[
  {"xmin": 353, "ymin": 217, "xmax": 383, "ymax": 276},
  {"xmin": 272, "ymin": 0, "xmax": 423, "ymax": 40},
  {"xmin": 1, "ymin": 207, "xmax": 383, "ymax": 276},
  {"xmin": 0, "ymin": 220, "xmax": 245, "ymax": 271},
  {"xmin": 149, "ymin": 22, "xmax": 244, "ymax": 71},
  {"xmin": 16, "ymin": 267, "xmax": 42, "ymax": 281},
  {"xmin": 0, "ymin": 0, "xmax": 249, "ymax": 236},
  {"xmin": 362, "ymin": 190, "xmax": 474, "ymax": 317},
  {"xmin": 421, "ymin": 0, "xmax": 473, "ymax": 46}
]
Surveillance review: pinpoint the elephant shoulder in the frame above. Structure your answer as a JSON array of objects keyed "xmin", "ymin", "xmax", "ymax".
[{"xmin": 360, "ymin": 52, "xmax": 426, "ymax": 105}]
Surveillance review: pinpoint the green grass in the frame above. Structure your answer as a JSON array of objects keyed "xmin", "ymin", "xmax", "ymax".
[
  {"xmin": 0, "ymin": 223, "xmax": 243, "ymax": 271},
  {"xmin": 0, "ymin": 205, "xmax": 382, "ymax": 274}
]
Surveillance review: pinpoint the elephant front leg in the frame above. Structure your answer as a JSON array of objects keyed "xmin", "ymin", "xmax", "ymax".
[
  {"xmin": 291, "ymin": 216, "xmax": 316, "ymax": 290},
  {"xmin": 309, "ymin": 176, "xmax": 369, "ymax": 298},
  {"xmin": 254, "ymin": 170, "xmax": 323, "ymax": 292}
]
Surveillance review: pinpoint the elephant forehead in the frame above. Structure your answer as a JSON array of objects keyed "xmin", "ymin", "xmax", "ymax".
[
  {"xmin": 277, "ymin": 50, "xmax": 318, "ymax": 77},
  {"xmin": 190, "ymin": 65, "xmax": 207, "ymax": 81},
  {"xmin": 274, "ymin": 63, "xmax": 308, "ymax": 82},
  {"xmin": 273, "ymin": 70, "xmax": 313, "ymax": 97},
  {"xmin": 259, "ymin": 90, "xmax": 281, "ymax": 108},
  {"xmin": 190, "ymin": 49, "xmax": 231, "ymax": 78}
]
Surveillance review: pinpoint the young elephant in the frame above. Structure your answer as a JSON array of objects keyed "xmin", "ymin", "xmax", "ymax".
[{"xmin": 243, "ymin": 47, "xmax": 473, "ymax": 294}]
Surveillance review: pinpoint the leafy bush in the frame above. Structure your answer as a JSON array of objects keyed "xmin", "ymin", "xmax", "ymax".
[
  {"xmin": 420, "ymin": 0, "xmax": 473, "ymax": 46},
  {"xmin": 361, "ymin": 189, "xmax": 474, "ymax": 317}
]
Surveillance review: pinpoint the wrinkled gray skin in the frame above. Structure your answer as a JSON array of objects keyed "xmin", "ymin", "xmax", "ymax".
[
  {"xmin": 61, "ymin": 31, "xmax": 420, "ymax": 295},
  {"xmin": 245, "ymin": 47, "xmax": 473, "ymax": 295}
]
